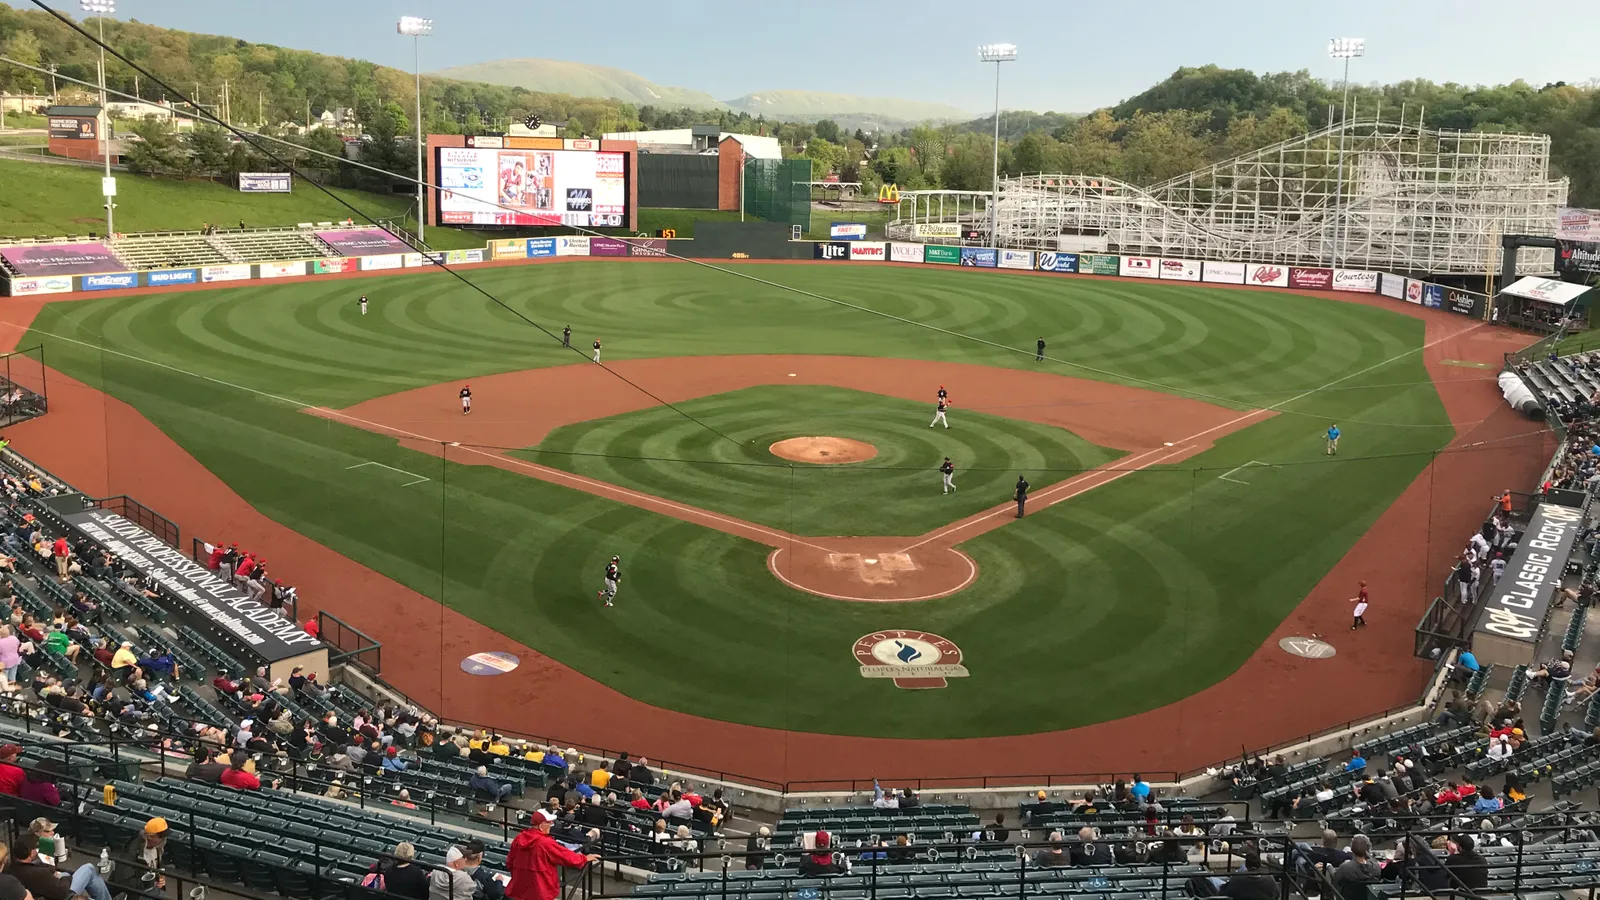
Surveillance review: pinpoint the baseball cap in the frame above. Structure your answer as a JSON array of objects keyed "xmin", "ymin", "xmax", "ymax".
[
  {"xmin": 29, "ymin": 817, "xmax": 56, "ymax": 834},
  {"xmin": 144, "ymin": 817, "xmax": 169, "ymax": 834},
  {"xmin": 0, "ymin": 744, "xmax": 20, "ymax": 760},
  {"xmin": 533, "ymin": 809, "xmax": 556, "ymax": 823},
  {"xmin": 444, "ymin": 846, "xmax": 464, "ymax": 866}
]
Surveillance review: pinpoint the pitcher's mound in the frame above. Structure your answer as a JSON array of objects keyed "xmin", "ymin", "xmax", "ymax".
[{"xmin": 770, "ymin": 436, "xmax": 877, "ymax": 464}]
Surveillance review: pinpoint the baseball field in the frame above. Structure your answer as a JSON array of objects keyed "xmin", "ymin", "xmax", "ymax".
[{"xmin": 9, "ymin": 260, "xmax": 1482, "ymax": 743}]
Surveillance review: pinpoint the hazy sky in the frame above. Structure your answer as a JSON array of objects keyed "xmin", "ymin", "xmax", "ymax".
[{"xmin": 11, "ymin": 0, "xmax": 1599, "ymax": 114}]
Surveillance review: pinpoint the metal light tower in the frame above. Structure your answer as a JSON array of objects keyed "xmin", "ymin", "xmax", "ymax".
[
  {"xmin": 398, "ymin": 16, "xmax": 433, "ymax": 242},
  {"xmin": 1328, "ymin": 37, "xmax": 1364, "ymax": 267},
  {"xmin": 81, "ymin": 0, "xmax": 116, "ymax": 238},
  {"xmin": 977, "ymin": 43, "xmax": 1016, "ymax": 243}
]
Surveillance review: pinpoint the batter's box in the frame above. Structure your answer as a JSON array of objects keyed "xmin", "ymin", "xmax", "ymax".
[
  {"xmin": 1216, "ymin": 460, "xmax": 1277, "ymax": 485},
  {"xmin": 828, "ymin": 552, "xmax": 919, "ymax": 585}
]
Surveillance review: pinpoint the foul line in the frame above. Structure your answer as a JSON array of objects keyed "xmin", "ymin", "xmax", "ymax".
[
  {"xmin": 345, "ymin": 460, "xmax": 430, "ymax": 487},
  {"xmin": 1217, "ymin": 460, "xmax": 1273, "ymax": 485}
]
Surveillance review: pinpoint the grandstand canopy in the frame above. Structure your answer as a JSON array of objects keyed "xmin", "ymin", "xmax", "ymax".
[{"xmin": 1502, "ymin": 275, "xmax": 1594, "ymax": 306}]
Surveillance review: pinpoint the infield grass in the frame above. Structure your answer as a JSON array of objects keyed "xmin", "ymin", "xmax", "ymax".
[{"xmin": 21, "ymin": 261, "xmax": 1454, "ymax": 737}]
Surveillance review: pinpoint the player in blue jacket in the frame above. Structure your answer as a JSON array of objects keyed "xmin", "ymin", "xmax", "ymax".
[{"xmin": 1326, "ymin": 423, "xmax": 1341, "ymax": 456}]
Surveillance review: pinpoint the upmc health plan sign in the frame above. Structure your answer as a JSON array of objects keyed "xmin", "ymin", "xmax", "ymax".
[{"xmin": 64, "ymin": 508, "xmax": 322, "ymax": 663}]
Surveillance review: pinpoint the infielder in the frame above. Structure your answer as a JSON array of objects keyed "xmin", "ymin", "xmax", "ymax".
[
  {"xmin": 592, "ymin": 339, "xmax": 603, "ymax": 363},
  {"xmin": 562, "ymin": 325, "xmax": 571, "ymax": 347},
  {"xmin": 459, "ymin": 384, "xmax": 472, "ymax": 415},
  {"xmin": 1326, "ymin": 423, "xmax": 1341, "ymax": 455},
  {"xmin": 939, "ymin": 457, "xmax": 956, "ymax": 494},
  {"xmin": 1349, "ymin": 581, "xmax": 1369, "ymax": 629},
  {"xmin": 358, "ymin": 295, "xmax": 368, "ymax": 316},
  {"xmin": 930, "ymin": 398, "xmax": 950, "ymax": 428},
  {"xmin": 598, "ymin": 555, "xmax": 621, "ymax": 607}
]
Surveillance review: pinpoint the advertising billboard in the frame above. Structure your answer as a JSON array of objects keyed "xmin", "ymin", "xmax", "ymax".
[
  {"xmin": 849, "ymin": 242, "xmax": 887, "ymax": 261},
  {"xmin": 1422, "ymin": 284, "xmax": 1445, "ymax": 309},
  {"xmin": 912, "ymin": 223, "xmax": 960, "ymax": 239},
  {"xmin": 1202, "ymin": 261, "xmax": 1246, "ymax": 284},
  {"xmin": 317, "ymin": 229, "xmax": 411, "ymax": 257},
  {"xmin": 813, "ymin": 241, "xmax": 850, "ymax": 261},
  {"xmin": 1288, "ymin": 267, "xmax": 1334, "ymax": 290},
  {"xmin": 201, "ymin": 264, "xmax": 251, "ymax": 283},
  {"xmin": 889, "ymin": 243, "xmax": 924, "ymax": 263},
  {"xmin": 924, "ymin": 245, "xmax": 961, "ymax": 265},
  {"xmin": 1379, "ymin": 272, "xmax": 1405, "ymax": 299},
  {"xmin": 1120, "ymin": 256, "xmax": 1158, "ymax": 278},
  {"xmin": 436, "ymin": 146, "xmax": 627, "ymax": 227},
  {"xmin": 1158, "ymin": 259, "xmax": 1201, "ymax": 282},
  {"xmin": 1079, "ymin": 254, "xmax": 1120, "ymax": 276},
  {"xmin": 959, "ymin": 247, "xmax": 997, "ymax": 267},
  {"xmin": 830, "ymin": 223, "xmax": 867, "ymax": 240},
  {"xmin": 590, "ymin": 237, "xmax": 630, "ymax": 257},
  {"xmin": 1333, "ymin": 270, "xmax": 1378, "ymax": 293},
  {"xmin": 146, "ymin": 269, "xmax": 199, "ymax": 286},
  {"xmin": 1557, "ymin": 207, "xmax": 1600, "ymax": 243},
  {"xmin": 1447, "ymin": 289, "xmax": 1480, "ymax": 316},
  {"xmin": 629, "ymin": 239, "xmax": 670, "ymax": 257},
  {"xmin": 48, "ymin": 115, "xmax": 95, "ymax": 140},
  {"xmin": 1559, "ymin": 242, "xmax": 1600, "ymax": 278},
  {"xmin": 258, "ymin": 261, "xmax": 305, "ymax": 279},
  {"xmin": 311, "ymin": 258, "xmax": 355, "ymax": 274},
  {"xmin": 1404, "ymin": 278, "xmax": 1424, "ymax": 304},
  {"xmin": 0, "ymin": 242, "xmax": 122, "ymax": 276},
  {"xmin": 80, "ymin": 272, "xmax": 138, "ymax": 291},
  {"xmin": 1035, "ymin": 252, "xmax": 1078, "ymax": 273},
  {"xmin": 526, "ymin": 238, "xmax": 557, "ymax": 258},
  {"xmin": 443, "ymin": 248, "xmax": 485, "ymax": 264},
  {"xmin": 238, "ymin": 173, "xmax": 291, "ymax": 193},
  {"xmin": 998, "ymin": 249, "xmax": 1034, "ymax": 270},
  {"xmin": 360, "ymin": 254, "xmax": 403, "ymax": 271},
  {"xmin": 490, "ymin": 239, "xmax": 527, "ymax": 260},
  {"xmin": 1245, "ymin": 264, "xmax": 1288, "ymax": 287},
  {"xmin": 556, "ymin": 236, "xmax": 590, "ymax": 256},
  {"xmin": 403, "ymin": 252, "xmax": 444, "ymax": 268},
  {"xmin": 7, "ymin": 276, "xmax": 72, "ymax": 296}
]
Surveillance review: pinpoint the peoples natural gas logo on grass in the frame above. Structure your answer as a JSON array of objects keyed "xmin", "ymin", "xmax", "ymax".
[{"xmin": 853, "ymin": 630, "xmax": 968, "ymax": 689}]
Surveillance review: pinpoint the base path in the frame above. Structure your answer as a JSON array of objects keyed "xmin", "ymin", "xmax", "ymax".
[
  {"xmin": 0, "ymin": 289, "xmax": 1548, "ymax": 788},
  {"xmin": 326, "ymin": 355, "xmax": 1261, "ymax": 602}
]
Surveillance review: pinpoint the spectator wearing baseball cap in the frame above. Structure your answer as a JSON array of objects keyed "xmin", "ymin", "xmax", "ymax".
[
  {"xmin": 428, "ymin": 845, "xmax": 478, "ymax": 900},
  {"xmin": 0, "ymin": 745, "xmax": 24, "ymax": 796},
  {"xmin": 505, "ymin": 810, "xmax": 599, "ymax": 900},
  {"xmin": 8, "ymin": 831, "xmax": 115, "ymax": 900}
]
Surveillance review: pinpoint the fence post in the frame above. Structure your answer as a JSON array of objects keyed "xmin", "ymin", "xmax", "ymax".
[{"xmin": 188, "ymin": 807, "xmax": 196, "ymax": 880}]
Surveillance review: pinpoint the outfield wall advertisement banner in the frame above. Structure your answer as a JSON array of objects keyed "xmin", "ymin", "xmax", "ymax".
[
  {"xmin": 960, "ymin": 247, "xmax": 997, "ymax": 267},
  {"xmin": 1333, "ymin": 270, "xmax": 1379, "ymax": 293},
  {"xmin": 7, "ymin": 276, "xmax": 72, "ymax": 296},
  {"xmin": 830, "ymin": 223, "xmax": 867, "ymax": 240},
  {"xmin": 924, "ymin": 245, "xmax": 961, "ymax": 265},
  {"xmin": 629, "ymin": 239, "xmax": 670, "ymax": 257},
  {"xmin": 147, "ymin": 269, "xmax": 199, "ymax": 286},
  {"xmin": 1380, "ymin": 272, "xmax": 1405, "ymax": 300},
  {"xmin": 259, "ymin": 262, "xmax": 306, "ymax": 279},
  {"xmin": 814, "ymin": 241, "xmax": 850, "ymax": 261},
  {"xmin": 1080, "ymin": 254, "xmax": 1120, "ymax": 276},
  {"xmin": 1120, "ymin": 256, "xmax": 1158, "ymax": 278},
  {"xmin": 1158, "ymin": 259, "xmax": 1201, "ymax": 282},
  {"xmin": 202, "ymin": 265, "xmax": 251, "ymax": 283},
  {"xmin": 890, "ymin": 243, "xmax": 924, "ymax": 263},
  {"xmin": 1202, "ymin": 262, "xmax": 1246, "ymax": 284},
  {"xmin": 442, "ymin": 249, "xmax": 485, "ymax": 264},
  {"xmin": 0, "ymin": 242, "xmax": 123, "ymax": 276},
  {"xmin": 556, "ymin": 236, "xmax": 590, "ymax": 256},
  {"xmin": 1447, "ymin": 289, "xmax": 1480, "ymax": 316},
  {"xmin": 912, "ymin": 223, "xmax": 960, "ymax": 239},
  {"xmin": 1422, "ymin": 284, "xmax": 1445, "ymax": 309},
  {"xmin": 1288, "ymin": 267, "xmax": 1333, "ymax": 290},
  {"xmin": 359, "ymin": 255, "xmax": 403, "ymax": 271},
  {"xmin": 1036, "ymin": 252, "xmax": 1078, "ymax": 273},
  {"xmin": 403, "ymin": 252, "xmax": 444, "ymax": 268},
  {"xmin": 997, "ymin": 249, "xmax": 1034, "ymax": 270},
  {"xmin": 1246, "ymin": 264, "xmax": 1288, "ymax": 287},
  {"xmin": 590, "ymin": 237, "xmax": 630, "ymax": 257},
  {"xmin": 526, "ymin": 238, "xmax": 557, "ymax": 258},
  {"xmin": 312, "ymin": 259, "xmax": 355, "ymax": 274},
  {"xmin": 316, "ymin": 229, "xmax": 411, "ymax": 257},
  {"xmin": 80, "ymin": 273, "xmax": 138, "ymax": 292},
  {"xmin": 1404, "ymin": 278, "xmax": 1424, "ymax": 305},
  {"xmin": 849, "ymin": 242, "xmax": 887, "ymax": 261},
  {"xmin": 491, "ymin": 239, "xmax": 527, "ymax": 260}
]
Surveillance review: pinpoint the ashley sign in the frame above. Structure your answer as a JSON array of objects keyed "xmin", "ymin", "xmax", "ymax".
[
  {"xmin": 1475, "ymin": 503, "xmax": 1583, "ymax": 647},
  {"xmin": 66, "ymin": 509, "xmax": 322, "ymax": 661}
]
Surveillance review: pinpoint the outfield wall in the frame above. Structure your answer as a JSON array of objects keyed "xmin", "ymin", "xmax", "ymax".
[{"xmin": 0, "ymin": 234, "xmax": 1491, "ymax": 322}]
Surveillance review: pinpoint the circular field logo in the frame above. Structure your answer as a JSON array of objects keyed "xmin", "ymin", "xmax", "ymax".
[
  {"xmin": 460, "ymin": 651, "xmax": 521, "ymax": 675},
  {"xmin": 853, "ymin": 630, "xmax": 969, "ymax": 690},
  {"xmin": 1278, "ymin": 637, "xmax": 1336, "ymax": 659}
]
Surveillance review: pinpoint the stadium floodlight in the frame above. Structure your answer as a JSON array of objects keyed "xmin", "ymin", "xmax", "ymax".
[
  {"xmin": 977, "ymin": 44, "xmax": 1017, "ymax": 243},
  {"xmin": 81, "ymin": 0, "xmax": 117, "ymax": 237},
  {"xmin": 398, "ymin": 17, "xmax": 434, "ymax": 240},
  {"xmin": 1326, "ymin": 38, "xmax": 1365, "ymax": 267}
]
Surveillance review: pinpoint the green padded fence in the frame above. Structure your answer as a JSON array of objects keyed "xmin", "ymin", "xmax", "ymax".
[{"xmin": 743, "ymin": 157, "xmax": 812, "ymax": 231}]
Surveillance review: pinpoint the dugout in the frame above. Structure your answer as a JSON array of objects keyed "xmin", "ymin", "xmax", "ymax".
[
  {"xmin": 1496, "ymin": 276, "xmax": 1594, "ymax": 333},
  {"xmin": 687, "ymin": 221, "xmax": 810, "ymax": 260}
]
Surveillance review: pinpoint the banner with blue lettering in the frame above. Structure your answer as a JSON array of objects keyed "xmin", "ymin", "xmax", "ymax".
[
  {"xmin": 145, "ymin": 269, "xmax": 199, "ymax": 287},
  {"xmin": 959, "ymin": 247, "xmax": 997, "ymax": 268},
  {"xmin": 1422, "ymin": 284, "xmax": 1445, "ymax": 309},
  {"xmin": 80, "ymin": 272, "xmax": 138, "ymax": 291}
]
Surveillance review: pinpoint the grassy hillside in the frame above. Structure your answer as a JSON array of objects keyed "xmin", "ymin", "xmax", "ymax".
[
  {"xmin": 727, "ymin": 90, "xmax": 968, "ymax": 124},
  {"xmin": 429, "ymin": 59, "xmax": 727, "ymax": 110}
]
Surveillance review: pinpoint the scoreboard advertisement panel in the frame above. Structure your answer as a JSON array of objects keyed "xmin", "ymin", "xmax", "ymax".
[{"xmin": 436, "ymin": 147, "xmax": 628, "ymax": 227}]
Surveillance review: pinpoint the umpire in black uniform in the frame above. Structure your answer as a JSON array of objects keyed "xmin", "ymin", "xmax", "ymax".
[{"xmin": 1015, "ymin": 475, "xmax": 1030, "ymax": 518}]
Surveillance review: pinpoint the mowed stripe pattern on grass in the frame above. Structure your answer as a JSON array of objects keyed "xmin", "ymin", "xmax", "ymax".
[{"xmin": 19, "ymin": 262, "xmax": 1452, "ymax": 738}]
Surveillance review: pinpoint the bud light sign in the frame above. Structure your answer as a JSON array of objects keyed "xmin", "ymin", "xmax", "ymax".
[{"xmin": 147, "ymin": 269, "xmax": 199, "ymax": 286}]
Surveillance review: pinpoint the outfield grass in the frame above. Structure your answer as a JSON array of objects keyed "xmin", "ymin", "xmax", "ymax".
[
  {"xmin": 23, "ymin": 262, "xmax": 1452, "ymax": 737},
  {"xmin": 524, "ymin": 385, "xmax": 1124, "ymax": 536}
]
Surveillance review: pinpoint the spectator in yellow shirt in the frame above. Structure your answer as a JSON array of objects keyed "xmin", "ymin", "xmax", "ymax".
[
  {"xmin": 110, "ymin": 641, "xmax": 139, "ymax": 672},
  {"xmin": 590, "ymin": 762, "xmax": 612, "ymax": 789},
  {"xmin": 487, "ymin": 735, "xmax": 511, "ymax": 756}
]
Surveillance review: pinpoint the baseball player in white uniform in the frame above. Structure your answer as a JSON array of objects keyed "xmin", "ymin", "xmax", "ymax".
[
  {"xmin": 939, "ymin": 457, "xmax": 956, "ymax": 494},
  {"xmin": 930, "ymin": 399, "xmax": 950, "ymax": 429},
  {"xmin": 598, "ymin": 555, "xmax": 621, "ymax": 607}
]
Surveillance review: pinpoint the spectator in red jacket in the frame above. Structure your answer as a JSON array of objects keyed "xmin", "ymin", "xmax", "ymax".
[
  {"xmin": 205, "ymin": 541, "xmax": 225, "ymax": 571},
  {"xmin": 505, "ymin": 810, "xmax": 598, "ymax": 900},
  {"xmin": 219, "ymin": 756, "xmax": 262, "ymax": 791},
  {"xmin": 0, "ymin": 744, "xmax": 24, "ymax": 795},
  {"xmin": 235, "ymin": 555, "xmax": 257, "ymax": 584}
]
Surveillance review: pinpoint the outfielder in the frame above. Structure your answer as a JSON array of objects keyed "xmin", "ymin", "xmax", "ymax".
[
  {"xmin": 939, "ymin": 457, "xmax": 956, "ymax": 494},
  {"xmin": 930, "ymin": 398, "xmax": 950, "ymax": 429},
  {"xmin": 597, "ymin": 555, "xmax": 621, "ymax": 607},
  {"xmin": 459, "ymin": 384, "xmax": 472, "ymax": 415},
  {"xmin": 592, "ymin": 339, "xmax": 603, "ymax": 363},
  {"xmin": 358, "ymin": 295, "xmax": 368, "ymax": 316}
]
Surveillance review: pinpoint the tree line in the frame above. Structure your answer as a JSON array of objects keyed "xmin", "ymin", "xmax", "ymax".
[{"xmin": 0, "ymin": 5, "xmax": 1594, "ymax": 207}]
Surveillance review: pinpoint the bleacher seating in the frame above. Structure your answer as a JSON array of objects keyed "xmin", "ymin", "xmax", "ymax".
[
  {"xmin": 107, "ymin": 234, "xmax": 230, "ymax": 269},
  {"xmin": 211, "ymin": 229, "xmax": 336, "ymax": 262}
]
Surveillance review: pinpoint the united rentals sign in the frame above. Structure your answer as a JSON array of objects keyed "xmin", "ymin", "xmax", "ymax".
[
  {"xmin": 1472, "ymin": 503, "xmax": 1583, "ymax": 666},
  {"xmin": 64, "ymin": 508, "xmax": 323, "ymax": 663}
]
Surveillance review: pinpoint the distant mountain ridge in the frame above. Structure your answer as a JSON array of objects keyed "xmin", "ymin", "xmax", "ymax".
[{"xmin": 430, "ymin": 58, "xmax": 970, "ymax": 126}]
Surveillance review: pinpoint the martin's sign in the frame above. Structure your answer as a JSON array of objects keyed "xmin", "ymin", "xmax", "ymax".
[
  {"xmin": 64, "ymin": 509, "xmax": 322, "ymax": 662},
  {"xmin": 1473, "ymin": 503, "xmax": 1582, "ymax": 664}
]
